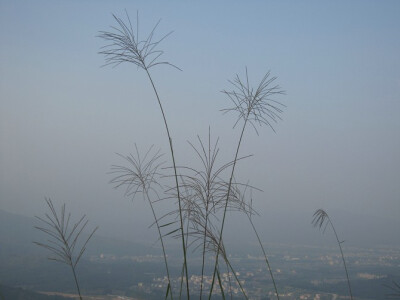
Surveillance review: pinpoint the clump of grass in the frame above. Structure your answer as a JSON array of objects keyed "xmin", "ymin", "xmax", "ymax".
[
  {"xmin": 176, "ymin": 130, "xmax": 253, "ymax": 299},
  {"xmin": 312, "ymin": 209, "xmax": 353, "ymax": 300},
  {"xmin": 99, "ymin": 11, "xmax": 285, "ymax": 299},
  {"xmin": 34, "ymin": 198, "xmax": 98, "ymax": 300}
]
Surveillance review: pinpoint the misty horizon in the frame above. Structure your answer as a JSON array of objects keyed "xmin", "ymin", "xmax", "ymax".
[{"xmin": 1, "ymin": 1, "xmax": 399, "ymax": 299}]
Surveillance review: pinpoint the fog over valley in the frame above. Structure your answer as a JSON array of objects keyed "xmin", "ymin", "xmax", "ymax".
[{"xmin": 1, "ymin": 1, "xmax": 399, "ymax": 299}]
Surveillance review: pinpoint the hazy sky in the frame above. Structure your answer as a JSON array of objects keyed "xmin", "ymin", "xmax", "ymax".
[{"xmin": 1, "ymin": 1, "xmax": 399, "ymax": 242}]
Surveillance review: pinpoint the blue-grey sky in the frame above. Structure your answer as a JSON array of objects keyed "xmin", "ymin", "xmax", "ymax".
[{"xmin": 1, "ymin": 1, "xmax": 399, "ymax": 243}]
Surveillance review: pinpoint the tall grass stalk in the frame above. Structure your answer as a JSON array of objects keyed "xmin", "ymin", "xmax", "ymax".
[
  {"xmin": 312, "ymin": 209, "xmax": 353, "ymax": 300},
  {"xmin": 98, "ymin": 12, "xmax": 190, "ymax": 298},
  {"xmin": 185, "ymin": 131, "xmax": 227, "ymax": 300},
  {"xmin": 109, "ymin": 145, "xmax": 173, "ymax": 299},
  {"xmin": 185, "ymin": 131, "xmax": 220, "ymax": 300},
  {"xmin": 146, "ymin": 70, "xmax": 189, "ymax": 298},
  {"xmin": 34, "ymin": 198, "xmax": 98, "ymax": 300},
  {"xmin": 209, "ymin": 68, "xmax": 284, "ymax": 299},
  {"xmin": 198, "ymin": 131, "xmax": 214, "ymax": 300}
]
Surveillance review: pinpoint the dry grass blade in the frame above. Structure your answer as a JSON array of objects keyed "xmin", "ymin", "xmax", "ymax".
[
  {"xmin": 312, "ymin": 209, "xmax": 353, "ymax": 300},
  {"xmin": 312, "ymin": 209, "xmax": 330, "ymax": 233},
  {"xmin": 221, "ymin": 68, "xmax": 285, "ymax": 134},
  {"xmin": 237, "ymin": 185, "xmax": 280, "ymax": 299},
  {"xmin": 109, "ymin": 144, "xmax": 164, "ymax": 200},
  {"xmin": 34, "ymin": 198, "xmax": 98, "ymax": 300},
  {"xmin": 109, "ymin": 145, "xmax": 173, "ymax": 300},
  {"xmin": 384, "ymin": 280, "xmax": 400, "ymax": 299},
  {"xmin": 98, "ymin": 10, "xmax": 180, "ymax": 71},
  {"xmin": 163, "ymin": 131, "xmax": 254, "ymax": 251},
  {"xmin": 203, "ymin": 226, "xmax": 248, "ymax": 299}
]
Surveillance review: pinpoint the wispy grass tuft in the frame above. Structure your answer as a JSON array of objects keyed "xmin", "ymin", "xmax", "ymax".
[
  {"xmin": 221, "ymin": 67, "xmax": 285, "ymax": 134},
  {"xmin": 180, "ymin": 130, "xmax": 250, "ymax": 298},
  {"xmin": 109, "ymin": 145, "xmax": 174, "ymax": 299},
  {"xmin": 209, "ymin": 69, "xmax": 284, "ymax": 299},
  {"xmin": 384, "ymin": 280, "xmax": 400, "ymax": 299},
  {"xmin": 98, "ymin": 10, "xmax": 180, "ymax": 71},
  {"xmin": 312, "ymin": 209, "xmax": 353, "ymax": 300},
  {"xmin": 34, "ymin": 198, "xmax": 98, "ymax": 300}
]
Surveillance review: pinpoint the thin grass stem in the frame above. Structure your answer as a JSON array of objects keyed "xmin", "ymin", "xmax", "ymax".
[
  {"xmin": 209, "ymin": 69, "xmax": 283, "ymax": 298},
  {"xmin": 209, "ymin": 119, "xmax": 248, "ymax": 299},
  {"xmin": 109, "ymin": 146, "xmax": 173, "ymax": 299},
  {"xmin": 144, "ymin": 69, "xmax": 189, "ymax": 298},
  {"xmin": 247, "ymin": 213, "xmax": 279, "ymax": 299},
  {"xmin": 99, "ymin": 13, "xmax": 189, "ymax": 297},
  {"xmin": 312, "ymin": 209, "xmax": 353, "ymax": 300}
]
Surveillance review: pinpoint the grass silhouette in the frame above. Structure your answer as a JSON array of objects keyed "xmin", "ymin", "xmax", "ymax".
[
  {"xmin": 109, "ymin": 145, "xmax": 174, "ymax": 299},
  {"xmin": 34, "ymin": 198, "xmax": 98, "ymax": 300},
  {"xmin": 312, "ymin": 209, "xmax": 353, "ymax": 300},
  {"xmin": 97, "ymin": 11, "xmax": 285, "ymax": 299},
  {"xmin": 99, "ymin": 11, "xmax": 189, "ymax": 297},
  {"xmin": 384, "ymin": 280, "xmax": 400, "ymax": 299}
]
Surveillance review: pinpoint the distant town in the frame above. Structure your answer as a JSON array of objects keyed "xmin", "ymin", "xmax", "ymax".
[{"xmin": 87, "ymin": 244, "xmax": 400, "ymax": 299}]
